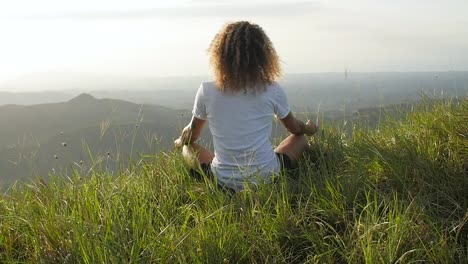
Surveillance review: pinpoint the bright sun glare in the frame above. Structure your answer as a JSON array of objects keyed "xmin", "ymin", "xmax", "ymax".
[{"xmin": 0, "ymin": 0, "xmax": 467, "ymax": 89}]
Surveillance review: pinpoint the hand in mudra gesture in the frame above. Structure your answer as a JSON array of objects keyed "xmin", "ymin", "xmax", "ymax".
[
  {"xmin": 174, "ymin": 125, "xmax": 192, "ymax": 149},
  {"xmin": 305, "ymin": 120, "xmax": 319, "ymax": 136},
  {"xmin": 174, "ymin": 138, "xmax": 184, "ymax": 149}
]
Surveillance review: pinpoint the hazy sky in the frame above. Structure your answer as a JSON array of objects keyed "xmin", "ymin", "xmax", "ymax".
[{"xmin": 0, "ymin": 0, "xmax": 467, "ymax": 86}]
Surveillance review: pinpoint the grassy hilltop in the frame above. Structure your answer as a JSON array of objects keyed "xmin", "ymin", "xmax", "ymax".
[{"xmin": 0, "ymin": 99, "xmax": 467, "ymax": 263}]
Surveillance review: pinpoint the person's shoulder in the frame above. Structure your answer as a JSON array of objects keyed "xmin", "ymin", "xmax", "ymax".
[
  {"xmin": 200, "ymin": 81, "xmax": 219, "ymax": 94},
  {"xmin": 201, "ymin": 81, "xmax": 217, "ymax": 89},
  {"xmin": 266, "ymin": 81, "xmax": 285, "ymax": 93}
]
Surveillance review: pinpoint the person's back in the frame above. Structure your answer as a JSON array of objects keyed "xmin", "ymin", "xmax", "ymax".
[
  {"xmin": 175, "ymin": 21, "xmax": 318, "ymax": 192},
  {"xmin": 193, "ymin": 81, "xmax": 290, "ymax": 190}
]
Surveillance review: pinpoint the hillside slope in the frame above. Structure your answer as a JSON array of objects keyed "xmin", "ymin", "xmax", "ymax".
[
  {"xmin": 0, "ymin": 94, "xmax": 191, "ymax": 184},
  {"xmin": 0, "ymin": 93, "xmax": 187, "ymax": 148},
  {"xmin": 0, "ymin": 99, "xmax": 466, "ymax": 263}
]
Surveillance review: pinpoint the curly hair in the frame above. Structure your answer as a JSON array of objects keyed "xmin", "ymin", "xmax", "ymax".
[{"xmin": 208, "ymin": 21, "xmax": 281, "ymax": 93}]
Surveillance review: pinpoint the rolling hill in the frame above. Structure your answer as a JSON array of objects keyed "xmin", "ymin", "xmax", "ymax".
[{"xmin": 0, "ymin": 94, "xmax": 192, "ymax": 184}]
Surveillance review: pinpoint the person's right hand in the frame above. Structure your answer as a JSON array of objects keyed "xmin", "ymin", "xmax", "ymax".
[{"xmin": 305, "ymin": 120, "xmax": 319, "ymax": 135}]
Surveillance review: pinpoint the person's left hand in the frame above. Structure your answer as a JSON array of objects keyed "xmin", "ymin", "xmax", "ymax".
[
  {"xmin": 174, "ymin": 125, "xmax": 192, "ymax": 148},
  {"xmin": 174, "ymin": 137, "xmax": 184, "ymax": 149}
]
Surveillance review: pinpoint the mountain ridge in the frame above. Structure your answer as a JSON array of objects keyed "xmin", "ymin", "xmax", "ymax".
[{"xmin": 0, "ymin": 94, "xmax": 191, "ymax": 184}]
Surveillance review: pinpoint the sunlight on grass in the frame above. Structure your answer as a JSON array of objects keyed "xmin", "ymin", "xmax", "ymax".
[{"xmin": 0, "ymin": 99, "xmax": 467, "ymax": 263}]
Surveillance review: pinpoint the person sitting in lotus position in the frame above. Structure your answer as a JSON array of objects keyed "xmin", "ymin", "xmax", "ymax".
[{"xmin": 174, "ymin": 21, "xmax": 318, "ymax": 192}]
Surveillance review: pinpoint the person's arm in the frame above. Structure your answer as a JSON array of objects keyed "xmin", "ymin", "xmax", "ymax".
[
  {"xmin": 279, "ymin": 112, "xmax": 318, "ymax": 136},
  {"xmin": 174, "ymin": 115, "xmax": 206, "ymax": 148}
]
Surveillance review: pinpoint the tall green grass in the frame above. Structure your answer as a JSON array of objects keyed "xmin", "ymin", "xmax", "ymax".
[{"xmin": 1, "ymin": 99, "xmax": 466, "ymax": 263}]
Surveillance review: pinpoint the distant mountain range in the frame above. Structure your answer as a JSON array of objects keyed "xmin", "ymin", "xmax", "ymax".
[
  {"xmin": 0, "ymin": 94, "xmax": 192, "ymax": 185},
  {"xmin": 1, "ymin": 71, "xmax": 467, "ymax": 111}
]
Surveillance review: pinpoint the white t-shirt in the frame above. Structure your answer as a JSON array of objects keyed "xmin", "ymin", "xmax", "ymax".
[{"xmin": 192, "ymin": 81, "xmax": 290, "ymax": 190}]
